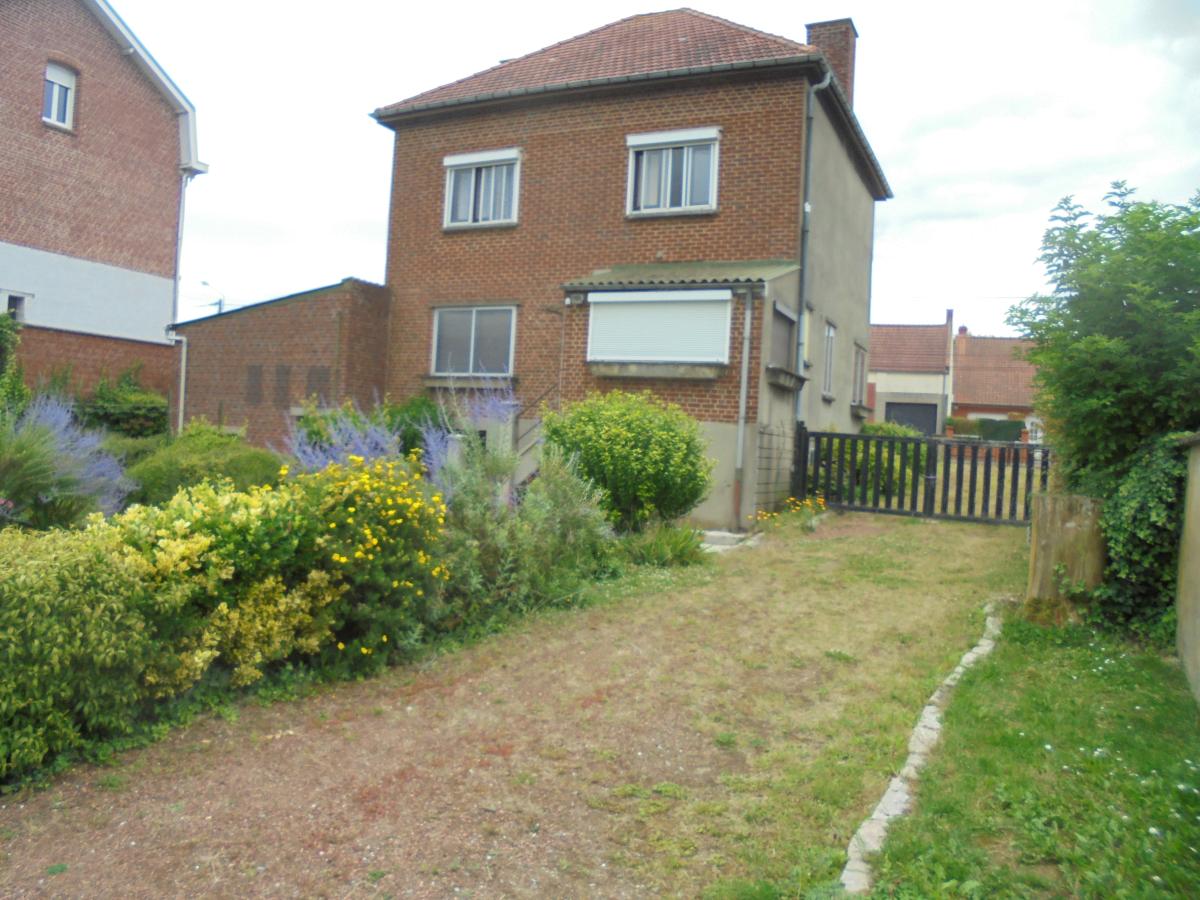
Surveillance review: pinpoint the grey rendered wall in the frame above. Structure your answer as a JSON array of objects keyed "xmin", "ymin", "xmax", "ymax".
[
  {"xmin": 799, "ymin": 95, "xmax": 877, "ymax": 432},
  {"xmin": 755, "ymin": 271, "xmax": 803, "ymax": 511}
]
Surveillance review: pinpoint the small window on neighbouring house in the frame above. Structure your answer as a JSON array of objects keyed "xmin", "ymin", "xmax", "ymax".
[
  {"xmin": 274, "ymin": 365, "xmax": 292, "ymax": 408},
  {"xmin": 306, "ymin": 367, "xmax": 331, "ymax": 404},
  {"xmin": 43, "ymin": 63, "xmax": 76, "ymax": 129},
  {"xmin": 6, "ymin": 294, "xmax": 27, "ymax": 322},
  {"xmin": 443, "ymin": 148, "xmax": 521, "ymax": 228},
  {"xmin": 245, "ymin": 365, "xmax": 263, "ymax": 406},
  {"xmin": 432, "ymin": 306, "xmax": 515, "ymax": 376},
  {"xmin": 852, "ymin": 344, "xmax": 867, "ymax": 406},
  {"xmin": 770, "ymin": 302, "xmax": 797, "ymax": 370},
  {"xmin": 822, "ymin": 322, "xmax": 837, "ymax": 397},
  {"xmin": 587, "ymin": 290, "xmax": 732, "ymax": 364},
  {"xmin": 626, "ymin": 127, "xmax": 720, "ymax": 215}
]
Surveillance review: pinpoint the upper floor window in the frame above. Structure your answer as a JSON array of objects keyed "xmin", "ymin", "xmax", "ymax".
[
  {"xmin": 626, "ymin": 127, "xmax": 720, "ymax": 215},
  {"xmin": 443, "ymin": 148, "xmax": 521, "ymax": 228},
  {"xmin": 822, "ymin": 322, "xmax": 837, "ymax": 398},
  {"xmin": 433, "ymin": 306, "xmax": 515, "ymax": 376},
  {"xmin": 43, "ymin": 63, "xmax": 76, "ymax": 129},
  {"xmin": 852, "ymin": 344, "xmax": 868, "ymax": 406}
]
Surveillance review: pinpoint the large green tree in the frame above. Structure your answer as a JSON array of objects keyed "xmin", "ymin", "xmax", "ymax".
[{"xmin": 1008, "ymin": 183, "xmax": 1200, "ymax": 493}]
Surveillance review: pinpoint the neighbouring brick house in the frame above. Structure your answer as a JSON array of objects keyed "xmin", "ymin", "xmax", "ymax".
[
  {"xmin": 951, "ymin": 325, "xmax": 1038, "ymax": 438},
  {"xmin": 178, "ymin": 9, "xmax": 890, "ymax": 528},
  {"xmin": 1, "ymin": 0, "xmax": 203, "ymax": 399},
  {"xmin": 867, "ymin": 310, "xmax": 954, "ymax": 434},
  {"xmin": 868, "ymin": 312, "xmax": 1039, "ymax": 439}
]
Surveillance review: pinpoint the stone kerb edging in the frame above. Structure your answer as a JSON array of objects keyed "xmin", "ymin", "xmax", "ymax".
[{"xmin": 839, "ymin": 605, "xmax": 1004, "ymax": 894}]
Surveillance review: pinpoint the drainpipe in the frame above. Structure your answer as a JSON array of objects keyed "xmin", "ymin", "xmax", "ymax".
[
  {"xmin": 733, "ymin": 288, "xmax": 754, "ymax": 528},
  {"xmin": 174, "ymin": 333, "xmax": 188, "ymax": 433},
  {"xmin": 796, "ymin": 65, "xmax": 834, "ymax": 418}
]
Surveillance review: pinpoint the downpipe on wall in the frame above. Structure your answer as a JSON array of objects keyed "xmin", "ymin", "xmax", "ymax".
[{"xmin": 733, "ymin": 288, "xmax": 755, "ymax": 528}]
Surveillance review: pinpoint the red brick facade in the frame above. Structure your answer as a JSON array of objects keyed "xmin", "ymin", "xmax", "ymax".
[
  {"xmin": 383, "ymin": 73, "xmax": 805, "ymax": 424},
  {"xmin": 176, "ymin": 280, "xmax": 391, "ymax": 448},
  {"xmin": 16, "ymin": 324, "xmax": 178, "ymax": 398},
  {"xmin": 0, "ymin": 0, "xmax": 183, "ymax": 278}
]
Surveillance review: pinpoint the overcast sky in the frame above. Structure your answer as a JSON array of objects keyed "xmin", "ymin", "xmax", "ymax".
[{"xmin": 111, "ymin": 0, "xmax": 1199, "ymax": 335}]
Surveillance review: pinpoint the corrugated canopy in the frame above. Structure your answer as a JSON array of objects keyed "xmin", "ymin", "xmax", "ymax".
[{"xmin": 564, "ymin": 259, "xmax": 800, "ymax": 291}]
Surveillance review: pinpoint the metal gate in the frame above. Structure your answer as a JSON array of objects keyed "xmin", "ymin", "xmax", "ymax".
[{"xmin": 791, "ymin": 428, "xmax": 1052, "ymax": 525}]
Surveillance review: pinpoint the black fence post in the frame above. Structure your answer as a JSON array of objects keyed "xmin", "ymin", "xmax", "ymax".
[
  {"xmin": 922, "ymin": 437, "xmax": 938, "ymax": 515},
  {"xmin": 792, "ymin": 424, "xmax": 809, "ymax": 499}
]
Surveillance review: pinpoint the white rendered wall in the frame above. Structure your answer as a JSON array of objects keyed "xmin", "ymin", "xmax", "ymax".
[
  {"xmin": 870, "ymin": 371, "xmax": 945, "ymax": 394},
  {"xmin": 0, "ymin": 240, "xmax": 174, "ymax": 344}
]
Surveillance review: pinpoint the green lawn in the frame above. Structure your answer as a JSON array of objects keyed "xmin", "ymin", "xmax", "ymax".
[{"xmin": 873, "ymin": 620, "xmax": 1200, "ymax": 898}]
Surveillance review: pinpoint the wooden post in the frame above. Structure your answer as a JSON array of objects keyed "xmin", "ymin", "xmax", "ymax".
[{"xmin": 1026, "ymin": 494, "xmax": 1106, "ymax": 611}]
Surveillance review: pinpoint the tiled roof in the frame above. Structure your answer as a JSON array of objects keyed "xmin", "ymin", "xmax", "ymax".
[
  {"xmin": 564, "ymin": 259, "xmax": 800, "ymax": 290},
  {"xmin": 953, "ymin": 335, "xmax": 1036, "ymax": 408},
  {"xmin": 869, "ymin": 324, "xmax": 950, "ymax": 373},
  {"xmin": 375, "ymin": 9, "xmax": 813, "ymax": 117}
]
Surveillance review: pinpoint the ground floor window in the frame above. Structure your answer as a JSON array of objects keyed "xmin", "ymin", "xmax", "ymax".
[
  {"xmin": 586, "ymin": 289, "xmax": 731, "ymax": 364},
  {"xmin": 432, "ymin": 306, "xmax": 515, "ymax": 376}
]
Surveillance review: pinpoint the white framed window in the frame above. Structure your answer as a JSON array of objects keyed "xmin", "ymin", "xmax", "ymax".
[
  {"xmin": 626, "ymin": 127, "xmax": 720, "ymax": 215},
  {"xmin": 822, "ymin": 322, "xmax": 837, "ymax": 396},
  {"xmin": 852, "ymin": 344, "xmax": 867, "ymax": 405},
  {"xmin": 443, "ymin": 148, "xmax": 521, "ymax": 228},
  {"xmin": 5, "ymin": 293, "xmax": 29, "ymax": 322},
  {"xmin": 43, "ymin": 63, "xmax": 77, "ymax": 129},
  {"xmin": 587, "ymin": 289, "xmax": 731, "ymax": 364},
  {"xmin": 432, "ymin": 306, "xmax": 516, "ymax": 376}
]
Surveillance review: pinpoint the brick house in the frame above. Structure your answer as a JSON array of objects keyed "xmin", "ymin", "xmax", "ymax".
[
  {"xmin": 1, "ymin": 0, "xmax": 203, "ymax": 399},
  {"xmin": 177, "ymin": 9, "xmax": 890, "ymax": 528},
  {"xmin": 374, "ymin": 9, "xmax": 890, "ymax": 528},
  {"xmin": 867, "ymin": 310, "xmax": 954, "ymax": 434},
  {"xmin": 868, "ymin": 312, "xmax": 1039, "ymax": 439}
]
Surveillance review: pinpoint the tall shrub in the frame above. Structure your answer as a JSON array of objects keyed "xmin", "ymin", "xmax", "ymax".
[
  {"xmin": 0, "ymin": 315, "xmax": 30, "ymax": 424},
  {"xmin": 543, "ymin": 390, "xmax": 712, "ymax": 530},
  {"xmin": 126, "ymin": 420, "xmax": 281, "ymax": 505},
  {"xmin": 80, "ymin": 368, "xmax": 169, "ymax": 437}
]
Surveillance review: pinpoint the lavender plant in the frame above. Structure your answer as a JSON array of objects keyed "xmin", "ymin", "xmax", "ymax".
[{"xmin": 0, "ymin": 394, "xmax": 131, "ymax": 528}]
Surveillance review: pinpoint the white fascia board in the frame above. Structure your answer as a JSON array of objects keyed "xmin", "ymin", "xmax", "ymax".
[
  {"xmin": 443, "ymin": 147, "xmax": 521, "ymax": 168},
  {"xmin": 81, "ymin": 0, "xmax": 207, "ymax": 175},
  {"xmin": 626, "ymin": 126, "xmax": 720, "ymax": 148},
  {"xmin": 588, "ymin": 289, "xmax": 732, "ymax": 303}
]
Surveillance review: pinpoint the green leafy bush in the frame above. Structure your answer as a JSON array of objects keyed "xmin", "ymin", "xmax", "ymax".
[
  {"xmin": 126, "ymin": 421, "xmax": 281, "ymax": 505},
  {"xmin": 0, "ymin": 315, "xmax": 30, "ymax": 424},
  {"xmin": 1093, "ymin": 434, "xmax": 1189, "ymax": 641},
  {"xmin": 978, "ymin": 418, "xmax": 1025, "ymax": 443},
  {"xmin": 621, "ymin": 522, "xmax": 707, "ymax": 567},
  {"xmin": 944, "ymin": 416, "xmax": 980, "ymax": 436},
  {"xmin": 79, "ymin": 368, "xmax": 169, "ymax": 437},
  {"xmin": 542, "ymin": 390, "xmax": 712, "ymax": 530},
  {"xmin": 102, "ymin": 433, "xmax": 170, "ymax": 468},
  {"xmin": 0, "ymin": 527, "xmax": 161, "ymax": 780},
  {"xmin": 436, "ymin": 442, "xmax": 616, "ymax": 626}
]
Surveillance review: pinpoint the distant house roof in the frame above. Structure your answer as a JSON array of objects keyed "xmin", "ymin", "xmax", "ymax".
[
  {"xmin": 869, "ymin": 324, "xmax": 950, "ymax": 374},
  {"xmin": 953, "ymin": 333, "xmax": 1036, "ymax": 409},
  {"xmin": 373, "ymin": 8, "xmax": 890, "ymax": 199},
  {"xmin": 81, "ymin": 0, "xmax": 206, "ymax": 175},
  {"xmin": 563, "ymin": 259, "xmax": 800, "ymax": 291}
]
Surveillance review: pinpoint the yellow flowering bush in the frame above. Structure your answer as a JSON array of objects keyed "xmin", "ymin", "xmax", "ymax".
[{"xmin": 296, "ymin": 453, "xmax": 447, "ymax": 673}]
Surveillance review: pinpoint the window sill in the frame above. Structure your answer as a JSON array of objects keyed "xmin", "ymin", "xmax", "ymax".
[
  {"xmin": 42, "ymin": 119, "xmax": 74, "ymax": 134},
  {"xmin": 765, "ymin": 365, "xmax": 806, "ymax": 392},
  {"xmin": 442, "ymin": 221, "xmax": 519, "ymax": 232},
  {"xmin": 821, "ymin": 392, "xmax": 835, "ymax": 404},
  {"xmin": 423, "ymin": 375, "xmax": 516, "ymax": 390},
  {"xmin": 625, "ymin": 206, "xmax": 718, "ymax": 220},
  {"xmin": 588, "ymin": 361, "xmax": 726, "ymax": 380},
  {"xmin": 851, "ymin": 403, "xmax": 872, "ymax": 420}
]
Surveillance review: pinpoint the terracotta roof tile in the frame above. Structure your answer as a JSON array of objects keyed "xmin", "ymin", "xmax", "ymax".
[
  {"xmin": 868, "ymin": 324, "xmax": 950, "ymax": 373},
  {"xmin": 376, "ymin": 9, "xmax": 813, "ymax": 116},
  {"xmin": 953, "ymin": 335, "xmax": 1036, "ymax": 409}
]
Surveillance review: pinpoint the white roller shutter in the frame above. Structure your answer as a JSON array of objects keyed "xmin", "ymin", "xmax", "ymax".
[{"xmin": 586, "ymin": 290, "xmax": 732, "ymax": 364}]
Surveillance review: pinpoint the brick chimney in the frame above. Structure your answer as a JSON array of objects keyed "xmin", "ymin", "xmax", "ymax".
[{"xmin": 805, "ymin": 18, "xmax": 858, "ymax": 105}]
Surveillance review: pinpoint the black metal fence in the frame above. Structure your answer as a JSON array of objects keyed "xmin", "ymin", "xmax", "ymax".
[{"xmin": 791, "ymin": 428, "xmax": 1052, "ymax": 525}]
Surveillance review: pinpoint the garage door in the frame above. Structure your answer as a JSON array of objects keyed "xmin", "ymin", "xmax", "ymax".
[{"xmin": 884, "ymin": 402, "xmax": 938, "ymax": 435}]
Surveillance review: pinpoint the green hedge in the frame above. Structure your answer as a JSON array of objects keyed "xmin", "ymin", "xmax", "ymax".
[{"xmin": 126, "ymin": 421, "xmax": 282, "ymax": 506}]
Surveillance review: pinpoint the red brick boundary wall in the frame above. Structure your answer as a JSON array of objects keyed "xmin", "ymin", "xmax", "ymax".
[{"xmin": 16, "ymin": 323, "xmax": 178, "ymax": 408}]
